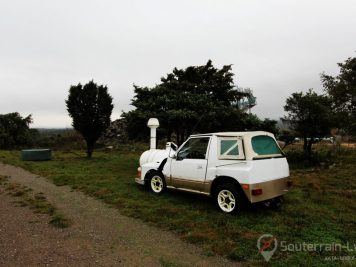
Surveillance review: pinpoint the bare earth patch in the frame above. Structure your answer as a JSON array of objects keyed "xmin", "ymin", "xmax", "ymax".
[{"xmin": 0, "ymin": 163, "xmax": 238, "ymax": 267}]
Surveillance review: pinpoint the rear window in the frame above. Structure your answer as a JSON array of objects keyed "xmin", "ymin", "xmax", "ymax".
[{"xmin": 251, "ymin": 135, "xmax": 282, "ymax": 156}]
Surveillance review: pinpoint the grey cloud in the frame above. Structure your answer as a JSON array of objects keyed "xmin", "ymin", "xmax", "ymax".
[{"xmin": 0, "ymin": 0, "xmax": 355, "ymax": 127}]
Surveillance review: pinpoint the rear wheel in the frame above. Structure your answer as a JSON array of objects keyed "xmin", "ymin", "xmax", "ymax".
[
  {"xmin": 148, "ymin": 172, "xmax": 166, "ymax": 194},
  {"xmin": 215, "ymin": 184, "xmax": 243, "ymax": 214}
]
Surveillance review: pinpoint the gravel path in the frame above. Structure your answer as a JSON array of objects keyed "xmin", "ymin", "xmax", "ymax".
[{"xmin": 0, "ymin": 162, "xmax": 239, "ymax": 267}]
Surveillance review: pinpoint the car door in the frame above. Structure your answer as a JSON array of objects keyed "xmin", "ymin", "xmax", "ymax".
[{"xmin": 170, "ymin": 137, "xmax": 210, "ymax": 191}]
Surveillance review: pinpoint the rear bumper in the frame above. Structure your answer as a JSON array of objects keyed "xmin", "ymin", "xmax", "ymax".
[
  {"xmin": 135, "ymin": 177, "xmax": 145, "ymax": 186},
  {"xmin": 243, "ymin": 177, "xmax": 292, "ymax": 203}
]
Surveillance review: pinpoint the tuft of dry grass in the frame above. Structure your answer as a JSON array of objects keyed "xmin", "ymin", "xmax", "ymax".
[{"xmin": 0, "ymin": 178, "xmax": 70, "ymax": 228}]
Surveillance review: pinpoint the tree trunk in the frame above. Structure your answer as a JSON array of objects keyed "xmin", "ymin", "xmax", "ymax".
[
  {"xmin": 303, "ymin": 137, "xmax": 308, "ymax": 154},
  {"xmin": 186, "ymin": 128, "xmax": 192, "ymax": 139},
  {"xmin": 167, "ymin": 127, "xmax": 172, "ymax": 142},
  {"xmin": 180, "ymin": 131, "xmax": 185, "ymax": 146},
  {"xmin": 86, "ymin": 142, "xmax": 94, "ymax": 158},
  {"xmin": 307, "ymin": 137, "xmax": 313, "ymax": 155},
  {"xmin": 175, "ymin": 129, "xmax": 180, "ymax": 146},
  {"xmin": 303, "ymin": 137, "xmax": 314, "ymax": 156}
]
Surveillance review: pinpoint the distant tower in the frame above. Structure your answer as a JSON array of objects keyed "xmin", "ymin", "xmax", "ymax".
[{"xmin": 236, "ymin": 87, "xmax": 257, "ymax": 113}]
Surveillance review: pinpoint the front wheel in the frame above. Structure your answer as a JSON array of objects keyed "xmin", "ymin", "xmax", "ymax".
[
  {"xmin": 215, "ymin": 184, "xmax": 243, "ymax": 214},
  {"xmin": 148, "ymin": 172, "xmax": 166, "ymax": 194}
]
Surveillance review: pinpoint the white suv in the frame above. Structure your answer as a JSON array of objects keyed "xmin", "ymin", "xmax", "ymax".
[{"xmin": 135, "ymin": 131, "xmax": 291, "ymax": 214}]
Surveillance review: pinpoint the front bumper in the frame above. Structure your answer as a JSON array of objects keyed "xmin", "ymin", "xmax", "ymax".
[
  {"xmin": 243, "ymin": 177, "xmax": 292, "ymax": 203},
  {"xmin": 135, "ymin": 177, "xmax": 145, "ymax": 186}
]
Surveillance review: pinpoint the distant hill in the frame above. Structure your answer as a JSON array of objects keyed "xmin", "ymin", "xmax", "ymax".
[{"xmin": 33, "ymin": 128, "xmax": 74, "ymax": 134}]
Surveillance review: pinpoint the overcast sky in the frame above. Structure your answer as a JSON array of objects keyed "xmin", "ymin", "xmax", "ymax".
[{"xmin": 0, "ymin": 0, "xmax": 355, "ymax": 128}]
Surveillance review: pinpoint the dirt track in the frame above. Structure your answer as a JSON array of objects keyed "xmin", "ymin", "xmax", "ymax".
[{"xmin": 0, "ymin": 162, "xmax": 239, "ymax": 267}]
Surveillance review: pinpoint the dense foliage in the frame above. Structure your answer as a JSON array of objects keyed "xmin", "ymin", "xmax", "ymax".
[
  {"xmin": 123, "ymin": 60, "xmax": 277, "ymax": 144},
  {"xmin": 66, "ymin": 81, "xmax": 113, "ymax": 158},
  {"xmin": 321, "ymin": 57, "xmax": 356, "ymax": 135},
  {"xmin": 0, "ymin": 112, "xmax": 35, "ymax": 149}
]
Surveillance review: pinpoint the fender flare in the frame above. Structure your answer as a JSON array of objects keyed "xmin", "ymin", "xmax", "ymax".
[
  {"xmin": 158, "ymin": 158, "xmax": 167, "ymax": 172},
  {"xmin": 210, "ymin": 176, "xmax": 247, "ymax": 199},
  {"xmin": 143, "ymin": 158, "xmax": 168, "ymax": 182}
]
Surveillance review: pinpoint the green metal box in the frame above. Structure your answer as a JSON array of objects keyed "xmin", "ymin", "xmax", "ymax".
[{"xmin": 21, "ymin": 149, "xmax": 52, "ymax": 161}]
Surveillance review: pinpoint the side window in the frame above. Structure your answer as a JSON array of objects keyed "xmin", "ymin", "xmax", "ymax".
[
  {"xmin": 176, "ymin": 137, "xmax": 210, "ymax": 160},
  {"xmin": 218, "ymin": 137, "xmax": 244, "ymax": 160},
  {"xmin": 251, "ymin": 135, "xmax": 282, "ymax": 156}
]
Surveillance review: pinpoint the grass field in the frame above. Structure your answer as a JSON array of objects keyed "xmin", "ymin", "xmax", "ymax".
[{"xmin": 0, "ymin": 145, "xmax": 355, "ymax": 266}]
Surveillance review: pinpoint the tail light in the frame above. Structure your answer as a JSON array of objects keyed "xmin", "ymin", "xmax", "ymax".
[
  {"xmin": 137, "ymin": 167, "xmax": 141, "ymax": 178},
  {"xmin": 252, "ymin": 188, "xmax": 263, "ymax": 195}
]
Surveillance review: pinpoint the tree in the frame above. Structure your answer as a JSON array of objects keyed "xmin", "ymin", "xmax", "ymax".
[
  {"xmin": 278, "ymin": 130, "xmax": 297, "ymax": 149},
  {"xmin": 123, "ymin": 60, "xmax": 255, "ymax": 145},
  {"xmin": 0, "ymin": 112, "xmax": 33, "ymax": 149},
  {"xmin": 321, "ymin": 57, "xmax": 356, "ymax": 135},
  {"xmin": 240, "ymin": 114, "xmax": 279, "ymax": 135},
  {"xmin": 283, "ymin": 89, "xmax": 333, "ymax": 155},
  {"xmin": 66, "ymin": 81, "xmax": 113, "ymax": 158}
]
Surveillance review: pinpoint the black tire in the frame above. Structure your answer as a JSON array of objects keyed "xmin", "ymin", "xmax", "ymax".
[
  {"xmin": 215, "ymin": 183, "xmax": 243, "ymax": 214},
  {"xmin": 148, "ymin": 171, "xmax": 166, "ymax": 195}
]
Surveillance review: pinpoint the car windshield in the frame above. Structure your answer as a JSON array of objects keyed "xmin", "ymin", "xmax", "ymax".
[{"xmin": 251, "ymin": 135, "xmax": 283, "ymax": 157}]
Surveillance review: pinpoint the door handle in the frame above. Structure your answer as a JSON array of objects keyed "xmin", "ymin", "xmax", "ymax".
[{"xmin": 197, "ymin": 165, "xmax": 203, "ymax": 169}]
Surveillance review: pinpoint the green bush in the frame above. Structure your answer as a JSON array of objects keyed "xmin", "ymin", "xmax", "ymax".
[
  {"xmin": 0, "ymin": 112, "xmax": 34, "ymax": 149},
  {"xmin": 285, "ymin": 146, "xmax": 349, "ymax": 169}
]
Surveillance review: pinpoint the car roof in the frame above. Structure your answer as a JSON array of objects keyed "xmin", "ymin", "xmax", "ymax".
[{"xmin": 189, "ymin": 131, "xmax": 272, "ymax": 138}]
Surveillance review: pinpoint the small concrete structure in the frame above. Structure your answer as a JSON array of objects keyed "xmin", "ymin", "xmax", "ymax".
[
  {"xmin": 21, "ymin": 149, "xmax": 52, "ymax": 161},
  {"xmin": 147, "ymin": 118, "xmax": 159, "ymax": 150}
]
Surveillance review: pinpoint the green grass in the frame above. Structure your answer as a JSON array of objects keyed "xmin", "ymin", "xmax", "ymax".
[
  {"xmin": 159, "ymin": 257, "xmax": 186, "ymax": 267},
  {"xmin": 0, "ymin": 147, "xmax": 355, "ymax": 266},
  {"xmin": 49, "ymin": 214, "xmax": 70, "ymax": 228}
]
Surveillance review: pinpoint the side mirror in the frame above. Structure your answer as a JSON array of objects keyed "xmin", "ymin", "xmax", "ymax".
[
  {"xmin": 171, "ymin": 153, "xmax": 183, "ymax": 161},
  {"xmin": 166, "ymin": 142, "xmax": 178, "ymax": 151},
  {"xmin": 176, "ymin": 154, "xmax": 184, "ymax": 161},
  {"xmin": 170, "ymin": 142, "xmax": 178, "ymax": 151}
]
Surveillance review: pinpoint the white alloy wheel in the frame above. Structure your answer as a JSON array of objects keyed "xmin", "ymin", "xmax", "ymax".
[
  {"xmin": 150, "ymin": 175, "xmax": 164, "ymax": 193},
  {"xmin": 217, "ymin": 189, "xmax": 236, "ymax": 213}
]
